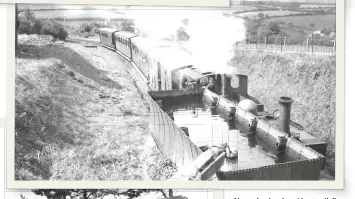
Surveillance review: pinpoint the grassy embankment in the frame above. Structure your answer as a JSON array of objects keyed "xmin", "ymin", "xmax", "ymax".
[
  {"xmin": 231, "ymin": 50, "xmax": 336, "ymax": 176},
  {"xmin": 15, "ymin": 36, "xmax": 177, "ymax": 180}
]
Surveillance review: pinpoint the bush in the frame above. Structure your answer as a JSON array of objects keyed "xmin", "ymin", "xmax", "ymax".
[
  {"xmin": 120, "ymin": 19, "xmax": 135, "ymax": 33},
  {"xmin": 68, "ymin": 22, "xmax": 107, "ymax": 38},
  {"xmin": 41, "ymin": 19, "xmax": 68, "ymax": 40},
  {"xmin": 17, "ymin": 8, "xmax": 68, "ymax": 41},
  {"xmin": 268, "ymin": 22, "xmax": 281, "ymax": 35}
]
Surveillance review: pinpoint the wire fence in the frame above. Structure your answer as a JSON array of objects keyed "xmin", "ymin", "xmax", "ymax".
[{"xmin": 237, "ymin": 35, "xmax": 336, "ymax": 56}]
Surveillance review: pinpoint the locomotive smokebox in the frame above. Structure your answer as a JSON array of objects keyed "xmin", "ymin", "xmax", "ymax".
[{"xmin": 278, "ymin": 97, "xmax": 294, "ymax": 137}]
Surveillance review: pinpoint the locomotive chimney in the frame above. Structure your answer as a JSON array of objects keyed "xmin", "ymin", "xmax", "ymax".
[{"xmin": 278, "ymin": 96, "xmax": 294, "ymax": 137}]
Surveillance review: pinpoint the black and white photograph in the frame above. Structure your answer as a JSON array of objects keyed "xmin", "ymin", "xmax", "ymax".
[{"xmin": 12, "ymin": 0, "xmax": 338, "ymax": 184}]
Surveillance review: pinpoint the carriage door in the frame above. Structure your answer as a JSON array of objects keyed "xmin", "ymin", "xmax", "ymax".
[
  {"xmin": 111, "ymin": 32, "xmax": 115, "ymax": 46},
  {"xmin": 157, "ymin": 62, "xmax": 162, "ymax": 91}
]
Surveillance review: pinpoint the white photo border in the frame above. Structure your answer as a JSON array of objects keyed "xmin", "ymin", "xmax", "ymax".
[{"xmin": 5, "ymin": 0, "xmax": 345, "ymax": 189}]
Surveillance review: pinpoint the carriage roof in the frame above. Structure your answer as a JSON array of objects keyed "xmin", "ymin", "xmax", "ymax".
[
  {"xmin": 148, "ymin": 46, "xmax": 194, "ymax": 71},
  {"xmin": 114, "ymin": 31, "xmax": 138, "ymax": 39},
  {"xmin": 98, "ymin": 28, "xmax": 120, "ymax": 34}
]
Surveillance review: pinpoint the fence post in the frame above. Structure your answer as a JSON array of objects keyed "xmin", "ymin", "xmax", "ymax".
[
  {"xmin": 280, "ymin": 34, "xmax": 283, "ymax": 53},
  {"xmin": 284, "ymin": 37, "xmax": 287, "ymax": 46},
  {"xmin": 265, "ymin": 37, "xmax": 267, "ymax": 45},
  {"xmin": 311, "ymin": 34, "xmax": 314, "ymax": 54},
  {"xmin": 333, "ymin": 38, "xmax": 336, "ymax": 53}
]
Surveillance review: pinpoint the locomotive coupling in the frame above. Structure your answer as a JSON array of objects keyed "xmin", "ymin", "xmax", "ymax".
[
  {"xmin": 228, "ymin": 106, "xmax": 237, "ymax": 120},
  {"xmin": 248, "ymin": 118, "xmax": 258, "ymax": 132},
  {"xmin": 276, "ymin": 136, "xmax": 288, "ymax": 151}
]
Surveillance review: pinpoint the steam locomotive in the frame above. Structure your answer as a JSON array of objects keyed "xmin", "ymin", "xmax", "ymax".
[{"xmin": 98, "ymin": 28, "xmax": 328, "ymax": 180}]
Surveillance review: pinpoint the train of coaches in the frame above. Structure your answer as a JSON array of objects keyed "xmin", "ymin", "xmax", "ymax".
[{"xmin": 98, "ymin": 27, "xmax": 217, "ymax": 92}]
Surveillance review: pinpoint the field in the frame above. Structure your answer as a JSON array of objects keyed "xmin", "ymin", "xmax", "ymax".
[
  {"xmin": 299, "ymin": 4, "xmax": 336, "ymax": 8},
  {"xmin": 236, "ymin": 10, "xmax": 303, "ymax": 18},
  {"xmin": 266, "ymin": 14, "xmax": 336, "ymax": 29}
]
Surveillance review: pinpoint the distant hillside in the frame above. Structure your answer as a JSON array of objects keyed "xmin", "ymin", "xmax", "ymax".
[{"xmin": 240, "ymin": 0, "xmax": 335, "ymax": 3}]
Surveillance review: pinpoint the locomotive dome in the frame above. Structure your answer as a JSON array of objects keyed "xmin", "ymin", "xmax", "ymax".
[{"xmin": 238, "ymin": 99, "xmax": 258, "ymax": 115}]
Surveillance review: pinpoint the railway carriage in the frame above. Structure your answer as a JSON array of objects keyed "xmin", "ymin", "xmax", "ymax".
[
  {"xmin": 130, "ymin": 36, "xmax": 156, "ymax": 79},
  {"xmin": 114, "ymin": 31, "xmax": 138, "ymax": 59},
  {"xmin": 98, "ymin": 28, "xmax": 120, "ymax": 49}
]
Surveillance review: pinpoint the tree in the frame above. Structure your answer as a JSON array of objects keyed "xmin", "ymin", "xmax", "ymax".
[
  {"xmin": 268, "ymin": 22, "xmax": 281, "ymax": 35},
  {"xmin": 257, "ymin": 13, "xmax": 265, "ymax": 20},
  {"xmin": 41, "ymin": 19, "xmax": 68, "ymax": 40},
  {"xmin": 20, "ymin": 194, "xmax": 28, "ymax": 199},
  {"xmin": 169, "ymin": 189, "xmax": 174, "ymax": 197},
  {"xmin": 32, "ymin": 189, "xmax": 176, "ymax": 199}
]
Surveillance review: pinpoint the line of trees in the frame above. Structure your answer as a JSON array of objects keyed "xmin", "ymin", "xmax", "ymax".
[{"xmin": 16, "ymin": 6, "xmax": 137, "ymax": 40}]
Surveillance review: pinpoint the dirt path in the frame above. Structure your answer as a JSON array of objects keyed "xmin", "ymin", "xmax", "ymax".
[{"xmin": 15, "ymin": 36, "xmax": 176, "ymax": 180}]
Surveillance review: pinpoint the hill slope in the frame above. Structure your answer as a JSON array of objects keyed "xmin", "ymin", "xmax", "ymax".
[{"xmin": 15, "ymin": 35, "xmax": 177, "ymax": 180}]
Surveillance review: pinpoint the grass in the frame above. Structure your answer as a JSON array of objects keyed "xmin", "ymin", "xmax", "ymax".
[
  {"xmin": 15, "ymin": 36, "xmax": 176, "ymax": 180},
  {"xmin": 266, "ymin": 14, "xmax": 336, "ymax": 30},
  {"xmin": 230, "ymin": 50, "xmax": 336, "ymax": 177}
]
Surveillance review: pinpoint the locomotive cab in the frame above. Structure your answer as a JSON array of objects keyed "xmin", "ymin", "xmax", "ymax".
[{"xmin": 146, "ymin": 47, "xmax": 195, "ymax": 91}]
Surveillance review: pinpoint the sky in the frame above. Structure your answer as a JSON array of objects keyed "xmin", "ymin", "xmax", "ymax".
[{"xmin": 18, "ymin": 0, "xmax": 336, "ymax": 10}]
